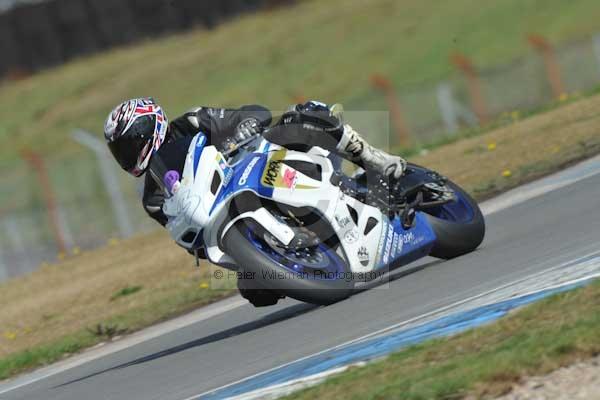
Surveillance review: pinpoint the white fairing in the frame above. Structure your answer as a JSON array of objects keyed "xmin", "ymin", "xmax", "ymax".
[{"xmin": 164, "ymin": 134, "xmax": 387, "ymax": 273}]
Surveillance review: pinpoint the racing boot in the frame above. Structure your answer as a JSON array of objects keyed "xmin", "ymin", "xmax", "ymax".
[{"xmin": 336, "ymin": 124, "xmax": 407, "ymax": 179}]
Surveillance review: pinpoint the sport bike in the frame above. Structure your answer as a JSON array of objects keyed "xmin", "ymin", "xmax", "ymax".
[{"xmin": 163, "ymin": 116, "xmax": 485, "ymax": 307}]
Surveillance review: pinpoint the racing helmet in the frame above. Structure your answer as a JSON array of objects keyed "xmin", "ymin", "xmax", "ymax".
[{"xmin": 104, "ymin": 98, "xmax": 168, "ymax": 177}]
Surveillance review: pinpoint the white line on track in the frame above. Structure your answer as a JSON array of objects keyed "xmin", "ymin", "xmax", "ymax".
[
  {"xmin": 480, "ymin": 154, "xmax": 600, "ymax": 215},
  {"xmin": 190, "ymin": 251, "xmax": 600, "ymax": 399},
  {"xmin": 0, "ymin": 296, "xmax": 248, "ymax": 395},
  {"xmin": 1, "ymin": 154, "xmax": 599, "ymax": 397},
  {"xmin": 219, "ymin": 270, "xmax": 600, "ymax": 400},
  {"xmin": 223, "ymin": 362, "xmax": 367, "ymax": 400}
]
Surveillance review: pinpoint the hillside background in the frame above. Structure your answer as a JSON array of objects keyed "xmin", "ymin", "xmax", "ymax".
[{"xmin": 2, "ymin": 0, "xmax": 600, "ymax": 279}]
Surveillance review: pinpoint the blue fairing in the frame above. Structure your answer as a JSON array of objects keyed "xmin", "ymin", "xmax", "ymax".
[
  {"xmin": 206, "ymin": 144, "xmax": 440, "ymax": 273},
  {"xmin": 210, "ymin": 153, "xmax": 272, "ymax": 214},
  {"xmin": 375, "ymin": 213, "xmax": 436, "ymax": 269}
]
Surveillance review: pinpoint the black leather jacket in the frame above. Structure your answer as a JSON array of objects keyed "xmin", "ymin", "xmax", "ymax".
[{"xmin": 142, "ymin": 105, "xmax": 272, "ymax": 226}]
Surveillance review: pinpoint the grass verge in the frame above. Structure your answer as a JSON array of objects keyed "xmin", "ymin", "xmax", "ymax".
[
  {"xmin": 284, "ymin": 281, "xmax": 600, "ymax": 400},
  {"xmin": 410, "ymin": 92, "xmax": 600, "ymax": 200},
  {"xmin": 0, "ymin": 231, "xmax": 235, "ymax": 380},
  {"xmin": 1, "ymin": 93, "xmax": 600, "ymax": 380}
]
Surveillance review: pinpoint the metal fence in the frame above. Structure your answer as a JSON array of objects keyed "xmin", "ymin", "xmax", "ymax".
[
  {"xmin": 345, "ymin": 34, "xmax": 600, "ymax": 147},
  {"xmin": 2, "ymin": 34, "xmax": 600, "ymax": 281},
  {"xmin": 0, "ymin": 144, "xmax": 155, "ymax": 280}
]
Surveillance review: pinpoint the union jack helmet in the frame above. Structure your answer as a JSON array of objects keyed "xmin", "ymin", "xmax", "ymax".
[{"xmin": 104, "ymin": 98, "xmax": 168, "ymax": 177}]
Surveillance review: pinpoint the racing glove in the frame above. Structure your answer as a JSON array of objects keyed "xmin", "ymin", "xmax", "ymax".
[
  {"xmin": 235, "ymin": 117, "xmax": 262, "ymax": 142},
  {"xmin": 221, "ymin": 117, "xmax": 264, "ymax": 151}
]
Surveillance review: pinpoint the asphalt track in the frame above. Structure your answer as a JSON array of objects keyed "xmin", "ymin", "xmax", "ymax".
[{"xmin": 2, "ymin": 157, "xmax": 600, "ymax": 400}]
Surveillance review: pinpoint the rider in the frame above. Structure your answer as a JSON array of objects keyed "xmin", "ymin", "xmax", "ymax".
[{"xmin": 104, "ymin": 98, "xmax": 407, "ymax": 227}]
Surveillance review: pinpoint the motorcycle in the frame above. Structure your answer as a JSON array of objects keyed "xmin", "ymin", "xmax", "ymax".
[{"xmin": 163, "ymin": 111, "xmax": 485, "ymax": 307}]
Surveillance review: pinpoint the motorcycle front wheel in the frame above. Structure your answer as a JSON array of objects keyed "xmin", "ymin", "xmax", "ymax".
[{"xmin": 222, "ymin": 220, "xmax": 354, "ymax": 306}]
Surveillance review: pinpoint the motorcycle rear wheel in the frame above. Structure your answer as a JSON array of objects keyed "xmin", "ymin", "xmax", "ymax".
[{"xmin": 422, "ymin": 179, "xmax": 485, "ymax": 259}]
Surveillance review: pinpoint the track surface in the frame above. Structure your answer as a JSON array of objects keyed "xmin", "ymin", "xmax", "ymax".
[{"xmin": 2, "ymin": 170, "xmax": 600, "ymax": 400}]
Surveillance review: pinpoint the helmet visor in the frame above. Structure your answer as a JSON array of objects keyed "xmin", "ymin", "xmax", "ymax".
[{"xmin": 107, "ymin": 115, "xmax": 156, "ymax": 176}]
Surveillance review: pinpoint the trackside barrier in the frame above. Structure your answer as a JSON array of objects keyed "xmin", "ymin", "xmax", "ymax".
[
  {"xmin": 370, "ymin": 74, "xmax": 412, "ymax": 147},
  {"xmin": 528, "ymin": 34, "xmax": 566, "ymax": 99},
  {"xmin": 361, "ymin": 33, "xmax": 600, "ymax": 146},
  {"xmin": 72, "ymin": 130, "xmax": 135, "ymax": 238},
  {"xmin": 20, "ymin": 149, "xmax": 70, "ymax": 255},
  {"xmin": 450, "ymin": 52, "xmax": 489, "ymax": 125}
]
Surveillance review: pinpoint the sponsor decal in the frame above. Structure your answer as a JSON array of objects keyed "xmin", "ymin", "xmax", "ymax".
[
  {"xmin": 374, "ymin": 217, "xmax": 431, "ymax": 268},
  {"xmin": 392, "ymin": 232, "xmax": 403, "ymax": 257},
  {"xmin": 382, "ymin": 222, "xmax": 395, "ymax": 265},
  {"xmin": 238, "ymin": 156, "xmax": 260, "ymax": 185},
  {"xmin": 260, "ymin": 149, "xmax": 317, "ymax": 190},
  {"xmin": 215, "ymin": 153, "xmax": 233, "ymax": 186},
  {"xmin": 215, "ymin": 154, "xmax": 228, "ymax": 170},
  {"xmin": 401, "ymin": 231, "xmax": 415, "ymax": 245},
  {"xmin": 223, "ymin": 169, "xmax": 234, "ymax": 186},
  {"xmin": 381, "ymin": 229, "xmax": 422, "ymax": 265},
  {"xmin": 302, "ymin": 123, "xmax": 322, "ymax": 132},
  {"xmin": 344, "ymin": 229, "xmax": 359, "ymax": 244},
  {"xmin": 357, "ymin": 246, "xmax": 370, "ymax": 266},
  {"xmin": 282, "ymin": 168, "xmax": 298, "ymax": 189},
  {"xmin": 335, "ymin": 214, "xmax": 351, "ymax": 228},
  {"xmin": 262, "ymin": 159, "xmax": 282, "ymax": 187}
]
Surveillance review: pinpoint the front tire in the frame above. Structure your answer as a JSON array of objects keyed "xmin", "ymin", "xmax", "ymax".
[{"xmin": 222, "ymin": 221, "xmax": 354, "ymax": 306}]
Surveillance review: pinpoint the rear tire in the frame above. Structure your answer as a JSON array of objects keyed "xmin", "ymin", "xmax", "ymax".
[
  {"xmin": 222, "ymin": 221, "xmax": 354, "ymax": 306},
  {"xmin": 425, "ymin": 181, "xmax": 485, "ymax": 259}
]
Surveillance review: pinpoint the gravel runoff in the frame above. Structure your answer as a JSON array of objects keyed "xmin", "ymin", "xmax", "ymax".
[{"xmin": 491, "ymin": 355, "xmax": 600, "ymax": 400}]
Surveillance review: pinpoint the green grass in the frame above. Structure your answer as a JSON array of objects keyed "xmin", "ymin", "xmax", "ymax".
[
  {"xmin": 109, "ymin": 285, "xmax": 143, "ymax": 301},
  {"xmin": 285, "ymin": 280, "xmax": 600, "ymax": 400},
  {"xmin": 0, "ymin": 226, "xmax": 237, "ymax": 380},
  {"xmin": 2, "ymin": 0, "xmax": 600, "ymax": 162},
  {"xmin": 0, "ymin": 333, "xmax": 97, "ymax": 380},
  {"xmin": 0, "ymin": 272, "xmax": 235, "ymax": 379}
]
